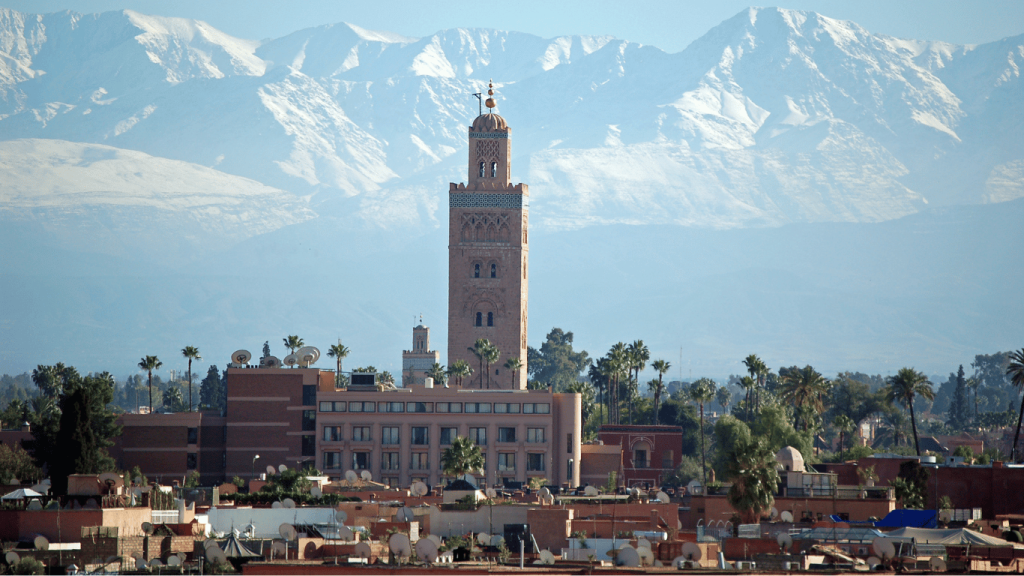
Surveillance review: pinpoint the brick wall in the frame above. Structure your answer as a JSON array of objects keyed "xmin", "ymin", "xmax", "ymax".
[{"xmin": 526, "ymin": 508, "xmax": 572, "ymax": 551}]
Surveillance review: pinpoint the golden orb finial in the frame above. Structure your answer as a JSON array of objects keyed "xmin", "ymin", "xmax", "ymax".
[{"xmin": 485, "ymin": 79, "xmax": 496, "ymax": 109}]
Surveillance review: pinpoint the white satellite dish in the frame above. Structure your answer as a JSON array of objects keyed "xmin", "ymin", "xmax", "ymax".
[
  {"xmin": 311, "ymin": 486, "xmax": 322, "ymax": 498},
  {"xmin": 272, "ymin": 541, "xmax": 287, "ymax": 557},
  {"xmin": 583, "ymin": 486, "xmax": 599, "ymax": 497},
  {"xmin": 335, "ymin": 509, "xmax": 348, "ymax": 523},
  {"xmin": 637, "ymin": 546, "xmax": 654, "ymax": 566},
  {"xmin": 33, "ymin": 535, "xmax": 49, "ymax": 551},
  {"xmin": 279, "ymin": 523, "xmax": 298, "ymax": 541},
  {"xmin": 630, "ymin": 487, "xmax": 641, "ymax": 497},
  {"xmin": 210, "ymin": 548, "xmax": 229, "ymax": 565},
  {"xmin": 338, "ymin": 526, "xmax": 354, "ymax": 541},
  {"xmin": 167, "ymin": 555, "xmax": 182, "ymax": 567},
  {"xmin": 539, "ymin": 487, "xmax": 551, "ymax": 498},
  {"xmin": 283, "ymin": 354, "xmax": 298, "ymax": 367},
  {"xmin": 540, "ymin": 550, "xmax": 556, "ymax": 565},
  {"xmin": 412, "ymin": 481, "xmax": 429, "ymax": 496},
  {"xmin": 232, "ymin": 350, "xmax": 252, "ymax": 365},
  {"xmin": 265, "ymin": 464, "xmax": 276, "ymax": 476},
  {"xmin": 137, "ymin": 559, "xmax": 148, "ymax": 570},
  {"xmin": 389, "ymin": 533, "xmax": 412, "ymax": 558},
  {"xmin": 360, "ymin": 470, "xmax": 372, "ymax": 481},
  {"xmin": 867, "ymin": 556, "xmax": 882, "ymax": 568},
  {"xmin": 616, "ymin": 546, "xmax": 640, "ymax": 567},
  {"xmin": 872, "ymin": 537, "xmax": 896, "ymax": 560},
  {"xmin": 354, "ymin": 542, "xmax": 372, "ymax": 559},
  {"xmin": 939, "ymin": 509, "xmax": 953, "ymax": 524},
  {"xmin": 476, "ymin": 533, "xmax": 491, "ymax": 546},
  {"xmin": 485, "ymin": 487, "xmax": 497, "ymax": 499},
  {"xmin": 262, "ymin": 356, "xmax": 282, "ymax": 368},
  {"xmin": 150, "ymin": 558, "xmax": 163, "ymax": 567},
  {"xmin": 345, "ymin": 470, "xmax": 358, "ymax": 483},
  {"xmin": 929, "ymin": 557, "xmax": 947, "ymax": 572},
  {"xmin": 278, "ymin": 464, "xmax": 288, "ymax": 473},
  {"xmin": 636, "ymin": 537, "xmax": 651, "ymax": 549},
  {"xmin": 777, "ymin": 532, "xmax": 793, "ymax": 552},
  {"xmin": 203, "ymin": 539, "xmax": 218, "ymax": 550},
  {"xmin": 397, "ymin": 507, "xmax": 415, "ymax": 522},
  {"xmin": 780, "ymin": 510, "xmax": 794, "ymax": 522},
  {"xmin": 282, "ymin": 497, "xmax": 296, "ymax": 509},
  {"xmin": 656, "ymin": 490, "xmax": 669, "ymax": 502},
  {"xmin": 415, "ymin": 538, "xmax": 439, "ymax": 563},
  {"xmin": 99, "ymin": 472, "xmax": 124, "ymax": 489},
  {"xmin": 682, "ymin": 542, "xmax": 703, "ymax": 561},
  {"xmin": 271, "ymin": 501, "xmax": 283, "ymax": 509},
  {"xmin": 770, "ymin": 507, "xmax": 779, "ymax": 520},
  {"xmin": 427, "ymin": 534, "xmax": 443, "ymax": 547},
  {"xmin": 5, "ymin": 552, "xmax": 20, "ymax": 565},
  {"xmin": 297, "ymin": 347, "xmax": 318, "ymax": 367}
]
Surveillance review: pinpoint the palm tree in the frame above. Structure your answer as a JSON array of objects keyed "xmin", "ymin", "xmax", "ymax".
[
  {"xmin": 181, "ymin": 346, "xmax": 201, "ymax": 412},
  {"xmin": 882, "ymin": 367, "xmax": 935, "ymax": 456},
  {"xmin": 441, "ymin": 436, "xmax": 485, "ymax": 479},
  {"xmin": 739, "ymin": 376, "xmax": 756, "ymax": 421},
  {"xmin": 378, "ymin": 371, "xmax": 395, "ymax": 387},
  {"xmin": 327, "ymin": 342, "xmax": 350, "ymax": 384},
  {"xmin": 834, "ymin": 414, "xmax": 855, "ymax": 461},
  {"xmin": 726, "ymin": 438, "xmax": 779, "ymax": 524},
  {"xmin": 596, "ymin": 357, "xmax": 615, "ymax": 424},
  {"xmin": 504, "ymin": 357, "xmax": 522, "ymax": 389},
  {"xmin": 283, "ymin": 335, "xmax": 305, "ymax": 356},
  {"xmin": 138, "ymin": 355, "xmax": 162, "ymax": 414},
  {"xmin": 609, "ymin": 343, "xmax": 628, "ymax": 424},
  {"xmin": 689, "ymin": 377, "xmax": 716, "ymax": 488},
  {"xmin": 427, "ymin": 363, "xmax": 448, "ymax": 387},
  {"xmin": 448, "ymin": 359, "xmax": 472, "ymax": 388},
  {"xmin": 743, "ymin": 354, "xmax": 762, "ymax": 410},
  {"xmin": 1006, "ymin": 349, "xmax": 1024, "ymax": 462},
  {"xmin": 484, "ymin": 342, "xmax": 500, "ymax": 389},
  {"xmin": 716, "ymin": 387, "xmax": 732, "ymax": 411},
  {"xmin": 468, "ymin": 339, "xmax": 490, "ymax": 388},
  {"xmin": 779, "ymin": 365, "xmax": 829, "ymax": 431},
  {"xmin": 627, "ymin": 341, "xmax": 650, "ymax": 419},
  {"xmin": 651, "ymin": 359, "xmax": 670, "ymax": 424}
]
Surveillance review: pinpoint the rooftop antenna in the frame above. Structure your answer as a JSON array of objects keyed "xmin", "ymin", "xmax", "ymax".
[{"xmin": 472, "ymin": 92, "xmax": 482, "ymax": 116}]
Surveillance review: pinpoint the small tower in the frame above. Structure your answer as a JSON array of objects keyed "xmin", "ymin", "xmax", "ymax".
[{"xmin": 402, "ymin": 319, "xmax": 439, "ymax": 387}]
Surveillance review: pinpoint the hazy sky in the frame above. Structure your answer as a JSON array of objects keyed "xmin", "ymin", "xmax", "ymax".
[{"xmin": 4, "ymin": 0, "xmax": 1023, "ymax": 53}]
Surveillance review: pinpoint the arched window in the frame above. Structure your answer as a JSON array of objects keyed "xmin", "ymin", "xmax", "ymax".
[
  {"xmin": 474, "ymin": 264, "xmax": 480, "ymax": 278},
  {"xmin": 475, "ymin": 312, "xmax": 482, "ymax": 326},
  {"xmin": 487, "ymin": 312, "xmax": 494, "ymax": 327},
  {"xmin": 479, "ymin": 162, "xmax": 485, "ymax": 178},
  {"xmin": 490, "ymin": 264, "xmax": 497, "ymax": 278},
  {"xmin": 491, "ymin": 162, "xmax": 497, "ymax": 178}
]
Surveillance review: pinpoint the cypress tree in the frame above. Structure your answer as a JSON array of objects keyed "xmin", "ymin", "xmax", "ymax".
[{"xmin": 947, "ymin": 365, "xmax": 969, "ymax": 431}]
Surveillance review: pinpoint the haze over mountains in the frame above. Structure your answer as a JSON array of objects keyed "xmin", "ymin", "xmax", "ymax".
[{"xmin": 0, "ymin": 6, "xmax": 1021, "ymax": 380}]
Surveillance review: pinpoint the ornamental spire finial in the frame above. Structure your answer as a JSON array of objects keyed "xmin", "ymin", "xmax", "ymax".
[{"xmin": 485, "ymin": 79, "xmax": 496, "ymax": 110}]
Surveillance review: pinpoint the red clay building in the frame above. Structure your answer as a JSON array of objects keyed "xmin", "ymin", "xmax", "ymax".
[{"xmin": 596, "ymin": 425, "xmax": 683, "ymax": 488}]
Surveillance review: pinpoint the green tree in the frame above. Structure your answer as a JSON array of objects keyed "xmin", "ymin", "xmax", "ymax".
[
  {"xmin": 327, "ymin": 343, "xmax": 350, "ymax": 387},
  {"xmin": 716, "ymin": 387, "xmax": 732, "ymax": 411},
  {"xmin": 779, "ymin": 365, "xmax": 829, "ymax": 431},
  {"xmin": 626, "ymin": 340, "xmax": 650, "ymax": 424},
  {"xmin": 49, "ymin": 384, "xmax": 118, "ymax": 495},
  {"xmin": 726, "ymin": 438, "xmax": 779, "ymax": 523},
  {"xmin": 138, "ymin": 355, "xmax": 162, "ymax": 414},
  {"xmin": 689, "ymin": 378, "xmax": 716, "ymax": 488},
  {"xmin": 261, "ymin": 341, "xmax": 271, "ymax": 360},
  {"xmin": 0, "ymin": 442, "xmax": 42, "ymax": 484},
  {"xmin": 892, "ymin": 460, "xmax": 929, "ymax": 509},
  {"xmin": 650, "ymin": 359, "xmax": 670, "ymax": 424},
  {"xmin": 504, "ymin": 357, "xmax": 522, "ymax": 389},
  {"xmin": 947, "ymin": 365, "xmax": 970, "ymax": 430},
  {"xmin": 162, "ymin": 386, "xmax": 188, "ymax": 412},
  {"xmin": 448, "ymin": 360, "xmax": 472, "ymax": 388},
  {"xmin": 527, "ymin": 328, "xmax": 592, "ymax": 390},
  {"xmin": 427, "ymin": 363, "xmax": 448, "ymax": 387},
  {"xmin": 181, "ymin": 345, "xmax": 201, "ymax": 412},
  {"xmin": 184, "ymin": 470, "xmax": 201, "ymax": 488},
  {"xmin": 966, "ymin": 376, "xmax": 981, "ymax": 423},
  {"xmin": 833, "ymin": 414, "xmax": 855, "ymax": 461},
  {"xmin": 468, "ymin": 339, "xmax": 490, "ymax": 389},
  {"xmin": 282, "ymin": 335, "xmax": 305, "ymax": 356},
  {"xmin": 883, "ymin": 368, "xmax": 935, "ymax": 456},
  {"xmin": 566, "ymin": 380, "xmax": 598, "ymax": 432},
  {"xmin": 441, "ymin": 436, "xmax": 484, "ymax": 478},
  {"xmin": 1007, "ymin": 349, "xmax": 1024, "ymax": 462},
  {"xmin": 483, "ymin": 343, "xmax": 500, "ymax": 389},
  {"xmin": 663, "ymin": 456, "xmax": 704, "ymax": 487},
  {"xmin": 199, "ymin": 365, "xmax": 226, "ymax": 412},
  {"xmin": 739, "ymin": 376, "xmax": 756, "ymax": 421},
  {"xmin": 607, "ymin": 343, "xmax": 628, "ymax": 424},
  {"xmin": 743, "ymin": 354, "xmax": 768, "ymax": 412}
]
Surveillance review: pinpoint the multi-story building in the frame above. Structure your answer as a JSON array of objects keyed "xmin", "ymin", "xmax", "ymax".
[{"xmin": 596, "ymin": 425, "xmax": 684, "ymax": 487}]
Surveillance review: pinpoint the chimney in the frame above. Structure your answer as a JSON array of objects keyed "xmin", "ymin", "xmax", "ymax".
[{"xmin": 993, "ymin": 461, "xmax": 1004, "ymax": 469}]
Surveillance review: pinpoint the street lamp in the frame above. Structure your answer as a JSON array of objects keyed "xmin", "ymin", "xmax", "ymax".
[{"xmin": 252, "ymin": 454, "xmax": 260, "ymax": 481}]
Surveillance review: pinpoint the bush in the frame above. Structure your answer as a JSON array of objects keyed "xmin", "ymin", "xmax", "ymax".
[{"xmin": 12, "ymin": 558, "xmax": 45, "ymax": 575}]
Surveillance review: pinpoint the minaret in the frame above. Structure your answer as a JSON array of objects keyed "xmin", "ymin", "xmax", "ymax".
[
  {"xmin": 448, "ymin": 81, "xmax": 529, "ymax": 389},
  {"xmin": 402, "ymin": 318, "xmax": 439, "ymax": 387}
]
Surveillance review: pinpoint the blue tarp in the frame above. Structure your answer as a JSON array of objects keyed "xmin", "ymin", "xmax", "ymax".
[{"xmin": 873, "ymin": 509, "xmax": 937, "ymax": 528}]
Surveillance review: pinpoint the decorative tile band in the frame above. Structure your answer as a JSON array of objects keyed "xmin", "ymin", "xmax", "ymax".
[
  {"xmin": 469, "ymin": 132, "xmax": 508, "ymax": 139},
  {"xmin": 450, "ymin": 193, "xmax": 526, "ymax": 209}
]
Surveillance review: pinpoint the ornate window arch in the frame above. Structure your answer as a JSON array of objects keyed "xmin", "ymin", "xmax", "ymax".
[
  {"xmin": 490, "ymin": 263, "xmax": 497, "ymax": 278},
  {"xmin": 491, "ymin": 162, "xmax": 498, "ymax": 178},
  {"xmin": 479, "ymin": 162, "xmax": 485, "ymax": 178}
]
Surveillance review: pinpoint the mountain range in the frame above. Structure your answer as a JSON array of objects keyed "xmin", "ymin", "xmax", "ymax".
[{"xmin": 0, "ymin": 6, "xmax": 1021, "ymax": 380}]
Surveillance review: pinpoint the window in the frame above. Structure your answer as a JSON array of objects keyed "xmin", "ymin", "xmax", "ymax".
[
  {"xmin": 352, "ymin": 452, "xmax": 370, "ymax": 470},
  {"xmin": 302, "ymin": 385, "xmax": 317, "ymax": 406},
  {"xmin": 466, "ymin": 403, "xmax": 491, "ymax": 414},
  {"xmin": 301, "ymin": 435, "xmax": 315, "ymax": 456},
  {"xmin": 474, "ymin": 263, "xmax": 480, "ymax": 278},
  {"xmin": 323, "ymin": 452, "xmax": 341, "ymax": 470},
  {"xmin": 490, "ymin": 264, "xmax": 497, "ymax": 278},
  {"xmin": 382, "ymin": 427, "xmax": 400, "ymax": 445},
  {"xmin": 440, "ymin": 427, "xmax": 457, "ymax": 445},
  {"xmin": 352, "ymin": 427, "xmax": 371, "ymax": 441},
  {"xmin": 302, "ymin": 410, "xmax": 316, "ymax": 431},
  {"xmin": 662, "ymin": 450, "xmax": 674, "ymax": 469},
  {"xmin": 491, "ymin": 162, "xmax": 497, "ymax": 178},
  {"xmin": 411, "ymin": 427, "xmax": 429, "ymax": 445},
  {"xmin": 323, "ymin": 426, "xmax": 342, "ymax": 442},
  {"xmin": 381, "ymin": 452, "xmax": 400, "ymax": 470},
  {"xmin": 475, "ymin": 312, "xmax": 482, "ymax": 326},
  {"xmin": 187, "ymin": 427, "xmax": 198, "ymax": 444},
  {"xmin": 320, "ymin": 401, "xmax": 346, "ymax": 412},
  {"xmin": 384, "ymin": 477, "xmax": 399, "ymax": 487},
  {"xmin": 437, "ymin": 402, "xmax": 463, "ymax": 413},
  {"xmin": 380, "ymin": 402, "xmax": 404, "ymax": 413},
  {"xmin": 479, "ymin": 162, "xmax": 485, "ymax": 178},
  {"xmin": 634, "ymin": 449, "xmax": 649, "ymax": 469},
  {"xmin": 494, "ymin": 403, "xmax": 520, "ymax": 414},
  {"xmin": 410, "ymin": 452, "xmax": 429, "ymax": 470},
  {"xmin": 527, "ymin": 428, "xmax": 545, "ymax": 443},
  {"xmin": 407, "ymin": 402, "xmax": 433, "ymax": 413},
  {"xmin": 186, "ymin": 453, "xmax": 197, "ymax": 470},
  {"xmin": 469, "ymin": 427, "xmax": 487, "ymax": 446},
  {"xmin": 498, "ymin": 427, "xmax": 517, "ymax": 443},
  {"xmin": 527, "ymin": 453, "xmax": 545, "ymax": 472},
  {"xmin": 523, "ymin": 403, "xmax": 550, "ymax": 414},
  {"xmin": 487, "ymin": 312, "xmax": 493, "ymax": 326},
  {"xmin": 349, "ymin": 401, "xmax": 375, "ymax": 413},
  {"xmin": 498, "ymin": 453, "xmax": 515, "ymax": 471}
]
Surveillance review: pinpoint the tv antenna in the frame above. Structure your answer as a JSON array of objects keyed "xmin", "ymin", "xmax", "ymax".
[{"xmin": 472, "ymin": 92, "xmax": 482, "ymax": 116}]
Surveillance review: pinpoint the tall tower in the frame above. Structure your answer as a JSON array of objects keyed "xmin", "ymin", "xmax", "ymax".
[
  {"xmin": 402, "ymin": 321, "xmax": 439, "ymax": 387},
  {"xmin": 448, "ymin": 82, "xmax": 528, "ymax": 389}
]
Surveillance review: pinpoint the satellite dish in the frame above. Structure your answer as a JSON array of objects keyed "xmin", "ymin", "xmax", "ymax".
[
  {"xmin": 266, "ymin": 465, "xmax": 276, "ymax": 475},
  {"xmin": 262, "ymin": 356, "xmax": 282, "ymax": 368},
  {"xmin": 272, "ymin": 541, "xmax": 287, "ymax": 556},
  {"xmin": 389, "ymin": 533, "xmax": 412, "ymax": 558},
  {"xmin": 232, "ymin": 350, "xmax": 252, "ymax": 365},
  {"xmin": 283, "ymin": 498, "xmax": 296, "ymax": 509},
  {"xmin": 616, "ymin": 546, "xmax": 640, "ymax": 567},
  {"xmin": 137, "ymin": 559, "xmax": 148, "ymax": 570},
  {"xmin": 271, "ymin": 501, "xmax": 283, "ymax": 509},
  {"xmin": 929, "ymin": 557, "xmax": 947, "ymax": 572},
  {"xmin": 297, "ymin": 347, "xmax": 318, "ymax": 367},
  {"xmin": 354, "ymin": 542, "xmax": 372, "ymax": 559},
  {"xmin": 630, "ymin": 487, "xmax": 641, "ymax": 497},
  {"xmin": 476, "ymin": 533, "xmax": 491, "ymax": 546},
  {"xmin": 141, "ymin": 522, "xmax": 154, "ymax": 535},
  {"xmin": 360, "ymin": 470, "xmax": 372, "ymax": 481},
  {"xmin": 279, "ymin": 523, "xmax": 297, "ymax": 541},
  {"xmin": 167, "ymin": 555, "xmax": 182, "ymax": 567},
  {"xmin": 203, "ymin": 539, "xmax": 218, "ymax": 550},
  {"xmin": 485, "ymin": 487, "xmax": 498, "ymax": 499},
  {"xmin": 415, "ymin": 538, "xmax": 439, "ymax": 563},
  {"xmin": 637, "ymin": 537, "xmax": 651, "ymax": 549},
  {"xmin": 345, "ymin": 470, "xmax": 358, "ymax": 483},
  {"xmin": 682, "ymin": 542, "xmax": 703, "ymax": 561},
  {"xmin": 780, "ymin": 510, "xmax": 794, "ymax": 522},
  {"xmin": 99, "ymin": 472, "xmax": 124, "ymax": 489},
  {"xmin": 427, "ymin": 534, "xmax": 442, "ymax": 547},
  {"xmin": 311, "ymin": 486, "xmax": 322, "ymax": 498},
  {"xmin": 133, "ymin": 476, "xmax": 143, "ymax": 486},
  {"xmin": 770, "ymin": 507, "xmax": 779, "ymax": 520},
  {"xmin": 278, "ymin": 464, "xmax": 288, "ymax": 473},
  {"xmin": 584, "ymin": 486, "xmax": 599, "ymax": 497},
  {"xmin": 84, "ymin": 498, "xmax": 99, "ymax": 509},
  {"xmin": 412, "ymin": 481, "xmax": 429, "ymax": 496},
  {"xmin": 540, "ymin": 550, "xmax": 556, "ymax": 565},
  {"xmin": 872, "ymin": 537, "xmax": 896, "ymax": 560},
  {"xmin": 283, "ymin": 354, "xmax": 298, "ymax": 367},
  {"xmin": 150, "ymin": 558, "xmax": 164, "ymax": 567},
  {"xmin": 335, "ymin": 509, "xmax": 348, "ymax": 523},
  {"xmin": 777, "ymin": 532, "xmax": 793, "ymax": 552},
  {"xmin": 939, "ymin": 509, "xmax": 953, "ymax": 523},
  {"xmin": 5, "ymin": 552, "xmax": 20, "ymax": 564},
  {"xmin": 339, "ymin": 526, "xmax": 354, "ymax": 541},
  {"xmin": 539, "ymin": 487, "xmax": 551, "ymax": 498},
  {"xmin": 656, "ymin": 490, "xmax": 669, "ymax": 502},
  {"xmin": 210, "ymin": 548, "xmax": 229, "ymax": 565},
  {"xmin": 637, "ymin": 546, "xmax": 654, "ymax": 566},
  {"xmin": 867, "ymin": 556, "xmax": 881, "ymax": 568},
  {"xmin": 397, "ymin": 507, "xmax": 415, "ymax": 522}
]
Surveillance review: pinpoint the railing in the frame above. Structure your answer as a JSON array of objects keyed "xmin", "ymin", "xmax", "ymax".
[
  {"xmin": 151, "ymin": 510, "xmax": 180, "ymax": 524},
  {"xmin": 781, "ymin": 486, "xmax": 893, "ymax": 500}
]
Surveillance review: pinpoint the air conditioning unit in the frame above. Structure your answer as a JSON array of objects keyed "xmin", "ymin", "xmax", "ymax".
[
  {"xmin": 785, "ymin": 561, "xmax": 803, "ymax": 570},
  {"xmin": 736, "ymin": 561, "xmax": 756, "ymax": 570},
  {"xmin": 682, "ymin": 560, "xmax": 699, "ymax": 569}
]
